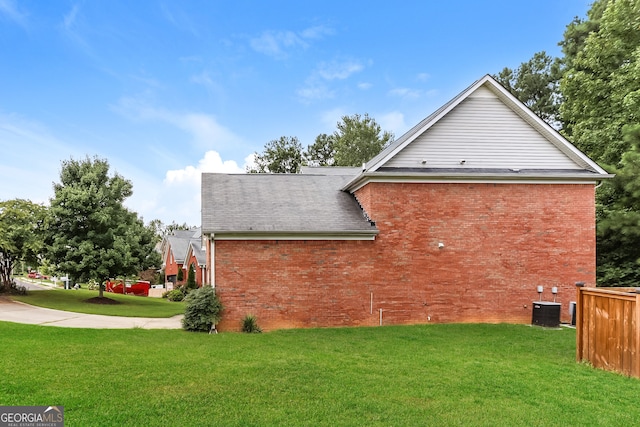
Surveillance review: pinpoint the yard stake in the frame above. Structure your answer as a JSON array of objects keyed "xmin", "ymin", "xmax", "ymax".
[{"xmin": 379, "ymin": 308, "xmax": 383, "ymax": 326}]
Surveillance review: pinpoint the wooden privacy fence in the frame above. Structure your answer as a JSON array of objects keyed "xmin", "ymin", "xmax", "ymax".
[{"xmin": 576, "ymin": 284, "xmax": 640, "ymax": 378}]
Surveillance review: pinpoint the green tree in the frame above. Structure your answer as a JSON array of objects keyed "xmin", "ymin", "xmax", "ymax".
[
  {"xmin": 332, "ymin": 113, "xmax": 394, "ymax": 166},
  {"xmin": 596, "ymin": 125, "xmax": 640, "ymax": 285},
  {"xmin": 304, "ymin": 133, "xmax": 336, "ymax": 166},
  {"xmin": 247, "ymin": 136, "xmax": 303, "ymax": 173},
  {"xmin": 560, "ymin": 0, "xmax": 640, "ymax": 164},
  {"xmin": 0, "ymin": 199, "xmax": 46, "ymax": 288},
  {"xmin": 177, "ymin": 267, "xmax": 184, "ymax": 282},
  {"xmin": 558, "ymin": 0, "xmax": 640, "ymax": 285},
  {"xmin": 186, "ymin": 263, "xmax": 197, "ymax": 289},
  {"xmin": 45, "ymin": 157, "xmax": 160, "ymax": 298},
  {"xmin": 494, "ymin": 51, "xmax": 563, "ymax": 127}
]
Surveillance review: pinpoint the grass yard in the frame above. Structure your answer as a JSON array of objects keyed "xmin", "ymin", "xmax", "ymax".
[
  {"xmin": 11, "ymin": 288, "xmax": 184, "ymax": 318},
  {"xmin": 1, "ymin": 322, "xmax": 639, "ymax": 426}
]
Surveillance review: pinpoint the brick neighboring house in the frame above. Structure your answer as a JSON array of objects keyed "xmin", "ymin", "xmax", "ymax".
[
  {"xmin": 201, "ymin": 75, "xmax": 612, "ymax": 332},
  {"xmin": 161, "ymin": 228, "xmax": 205, "ymax": 287}
]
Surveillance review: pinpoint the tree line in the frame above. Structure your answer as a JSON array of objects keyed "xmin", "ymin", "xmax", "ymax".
[
  {"xmin": 247, "ymin": 113, "xmax": 394, "ymax": 173},
  {"xmin": 493, "ymin": 0, "xmax": 640, "ymax": 286}
]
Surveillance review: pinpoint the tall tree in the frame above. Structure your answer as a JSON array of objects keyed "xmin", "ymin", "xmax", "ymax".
[
  {"xmin": 560, "ymin": 0, "xmax": 640, "ymax": 164},
  {"xmin": 332, "ymin": 113, "xmax": 394, "ymax": 166},
  {"xmin": 247, "ymin": 136, "xmax": 303, "ymax": 173},
  {"xmin": 596, "ymin": 125, "xmax": 640, "ymax": 285},
  {"xmin": 558, "ymin": 0, "xmax": 640, "ymax": 285},
  {"xmin": 0, "ymin": 199, "xmax": 46, "ymax": 288},
  {"xmin": 304, "ymin": 133, "xmax": 336, "ymax": 166},
  {"xmin": 494, "ymin": 51, "xmax": 563, "ymax": 127},
  {"xmin": 45, "ymin": 157, "xmax": 160, "ymax": 297}
]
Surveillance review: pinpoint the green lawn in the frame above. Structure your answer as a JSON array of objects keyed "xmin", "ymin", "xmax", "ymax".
[
  {"xmin": 1, "ymin": 322, "xmax": 639, "ymax": 426},
  {"xmin": 11, "ymin": 288, "xmax": 184, "ymax": 318}
]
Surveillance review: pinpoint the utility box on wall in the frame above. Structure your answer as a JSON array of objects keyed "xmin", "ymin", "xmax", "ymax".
[{"xmin": 532, "ymin": 301, "xmax": 561, "ymax": 327}]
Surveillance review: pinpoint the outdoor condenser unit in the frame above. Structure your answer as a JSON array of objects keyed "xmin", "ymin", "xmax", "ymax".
[{"xmin": 531, "ymin": 301, "xmax": 561, "ymax": 327}]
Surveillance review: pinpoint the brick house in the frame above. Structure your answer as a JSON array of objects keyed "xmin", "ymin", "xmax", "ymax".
[
  {"xmin": 161, "ymin": 228, "xmax": 206, "ymax": 287},
  {"xmin": 201, "ymin": 75, "xmax": 612, "ymax": 332}
]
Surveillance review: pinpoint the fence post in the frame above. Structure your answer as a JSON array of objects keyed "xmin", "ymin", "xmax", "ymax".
[
  {"xmin": 634, "ymin": 293, "xmax": 640, "ymax": 378},
  {"xmin": 575, "ymin": 282, "xmax": 585, "ymax": 362}
]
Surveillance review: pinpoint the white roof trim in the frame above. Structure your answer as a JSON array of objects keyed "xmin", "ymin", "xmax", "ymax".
[{"xmin": 207, "ymin": 231, "xmax": 378, "ymax": 241}]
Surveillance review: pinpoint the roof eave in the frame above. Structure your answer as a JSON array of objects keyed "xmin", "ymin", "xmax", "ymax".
[
  {"xmin": 204, "ymin": 230, "xmax": 379, "ymax": 241},
  {"xmin": 342, "ymin": 171, "xmax": 614, "ymax": 192}
]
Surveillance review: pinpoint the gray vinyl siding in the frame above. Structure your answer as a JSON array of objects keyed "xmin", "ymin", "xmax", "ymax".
[{"xmin": 385, "ymin": 86, "xmax": 581, "ymax": 170}]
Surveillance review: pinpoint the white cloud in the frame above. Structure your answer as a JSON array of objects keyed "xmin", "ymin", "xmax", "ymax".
[
  {"xmin": 0, "ymin": 0, "xmax": 28, "ymax": 27},
  {"xmin": 113, "ymin": 96, "xmax": 242, "ymax": 149},
  {"xmin": 358, "ymin": 82, "xmax": 373, "ymax": 90},
  {"xmin": 317, "ymin": 59, "xmax": 364, "ymax": 80},
  {"xmin": 417, "ymin": 73, "xmax": 430, "ymax": 82},
  {"xmin": 250, "ymin": 30, "xmax": 307, "ymax": 58},
  {"xmin": 250, "ymin": 24, "xmax": 334, "ymax": 59},
  {"xmin": 388, "ymin": 87, "xmax": 422, "ymax": 99},
  {"xmin": 298, "ymin": 58, "xmax": 366, "ymax": 102},
  {"xmin": 156, "ymin": 151, "xmax": 253, "ymax": 226},
  {"xmin": 300, "ymin": 25, "xmax": 335, "ymax": 39}
]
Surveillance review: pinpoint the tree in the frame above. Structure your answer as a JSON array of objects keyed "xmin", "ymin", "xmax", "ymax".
[
  {"xmin": 304, "ymin": 133, "xmax": 336, "ymax": 166},
  {"xmin": 0, "ymin": 199, "xmax": 46, "ymax": 288},
  {"xmin": 560, "ymin": 0, "xmax": 640, "ymax": 164},
  {"xmin": 45, "ymin": 157, "xmax": 160, "ymax": 298},
  {"xmin": 557, "ymin": 0, "xmax": 640, "ymax": 285},
  {"xmin": 494, "ymin": 51, "xmax": 563, "ymax": 127},
  {"xmin": 332, "ymin": 113, "xmax": 394, "ymax": 166},
  {"xmin": 186, "ymin": 263, "xmax": 196, "ymax": 289},
  {"xmin": 177, "ymin": 267, "xmax": 184, "ymax": 282},
  {"xmin": 595, "ymin": 125, "xmax": 640, "ymax": 286},
  {"xmin": 247, "ymin": 136, "xmax": 303, "ymax": 173}
]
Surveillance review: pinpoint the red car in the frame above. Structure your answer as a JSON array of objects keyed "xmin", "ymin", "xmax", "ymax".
[
  {"xmin": 105, "ymin": 280, "xmax": 150, "ymax": 296},
  {"xmin": 27, "ymin": 272, "xmax": 48, "ymax": 279}
]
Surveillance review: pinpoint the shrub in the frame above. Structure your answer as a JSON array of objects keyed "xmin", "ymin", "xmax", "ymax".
[
  {"xmin": 165, "ymin": 288, "xmax": 185, "ymax": 302},
  {"xmin": 182, "ymin": 286, "xmax": 223, "ymax": 332},
  {"xmin": 241, "ymin": 314, "xmax": 262, "ymax": 333},
  {"xmin": 0, "ymin": 280, "xmax": 27, "ymax": 295},
  {"xmin": 186, "ymin": 264, "xmax": 197, "ymax": 290}
]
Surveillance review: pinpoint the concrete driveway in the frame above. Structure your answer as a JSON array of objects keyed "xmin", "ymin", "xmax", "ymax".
[{"xmin": 1, "ymin": 279, "xmax": 182, "ymax": 329}]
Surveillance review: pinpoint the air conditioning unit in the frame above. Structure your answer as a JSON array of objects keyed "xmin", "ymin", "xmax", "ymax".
[{"xmin": 532, "ymin": 301, "xmax": 561, "ymax": 327}]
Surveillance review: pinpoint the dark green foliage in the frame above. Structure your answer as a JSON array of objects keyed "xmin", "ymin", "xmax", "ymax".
[
  {"xmin": 241, "ymin": 314, "xmax": 262, "ymax": 333},
  {"xmin": 45, "ymin": 157, "xmax": 161, "ymax": 297},
  {"xmin": 304, "ymin": 133, "xmax": 336, "ymax": 166},
  {"xmin": 332, "ymin": 113, "xmax": 394, "ymax": 166},
  {"xmin": 0, "ymin": 279, "xmax": 27, "ymax": 295},
  {"xmin": 494, "ymin": 51, "xmax": 563, "ymax": 127},
  {"xmin": 186, "ymin": 263, "xmax": 197, "ymax": 289},
  {"xmin": 557, "ymin": 0, "xmax": 640, "ymax": 285},
  {"xmin": 165, "ymin": 288, "xmax": 185, "ymax": 302},
  {"xmin": 0, "ymin": 199, "xmax": 46, "ymax": 286},
  {"xmin": 247, "ymin": 136, "xmax": 303, "ymax": 173},
  {"xmin": 182, "ymin": 286, "xmax": 223, "ymax": 332},
  {"xmin": 177, "ymin": 267, "xmax": 184, "ymax": 282}
]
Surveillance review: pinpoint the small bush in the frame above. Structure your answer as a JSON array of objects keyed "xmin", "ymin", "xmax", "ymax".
[
  {"xmin": 166, "ymin": 288, "xmax": 185, "ymax": 302},
  {"xmin": 182, "ymin": 286, "xmax": 223, "ymax": 332},
  {"xmin": 0, "ymin": 280, "xmax": 27, "ymax": 295},
  {"xmin": 242, "ymin": 314, "xmax": 262, "ymax": 333}
]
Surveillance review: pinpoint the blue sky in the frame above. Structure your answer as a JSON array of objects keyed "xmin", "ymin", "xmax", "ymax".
[{"xmin": 0, "ymin": 0, "xmax": 592, "ymax": 226}]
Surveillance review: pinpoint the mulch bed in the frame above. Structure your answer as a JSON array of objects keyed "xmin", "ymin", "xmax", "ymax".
[{"xmin": 85, "ymin": 297, "xmax": 122, "ymax": 305}]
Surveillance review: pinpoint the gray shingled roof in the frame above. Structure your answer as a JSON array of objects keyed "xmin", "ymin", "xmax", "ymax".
[
  {"xmin": 201, "ymin": 173, "xmax": 377, "ymax": 237},
  {"xmin": 165, "ymin": 228, "xmax": 200, "ymax": 264}
]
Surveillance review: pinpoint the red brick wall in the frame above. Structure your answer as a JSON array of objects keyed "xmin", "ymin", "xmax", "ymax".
[
  {"xmin": 185, "ymin": 252, "xmax": 205, "ymax": 287},
  {"xmin": 164, "ymin": 249, "xmax": 179, "ymax": 280},
  {"xmin": 214, "ymin": 182, "xmax": 595, "ymax": 331}
]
